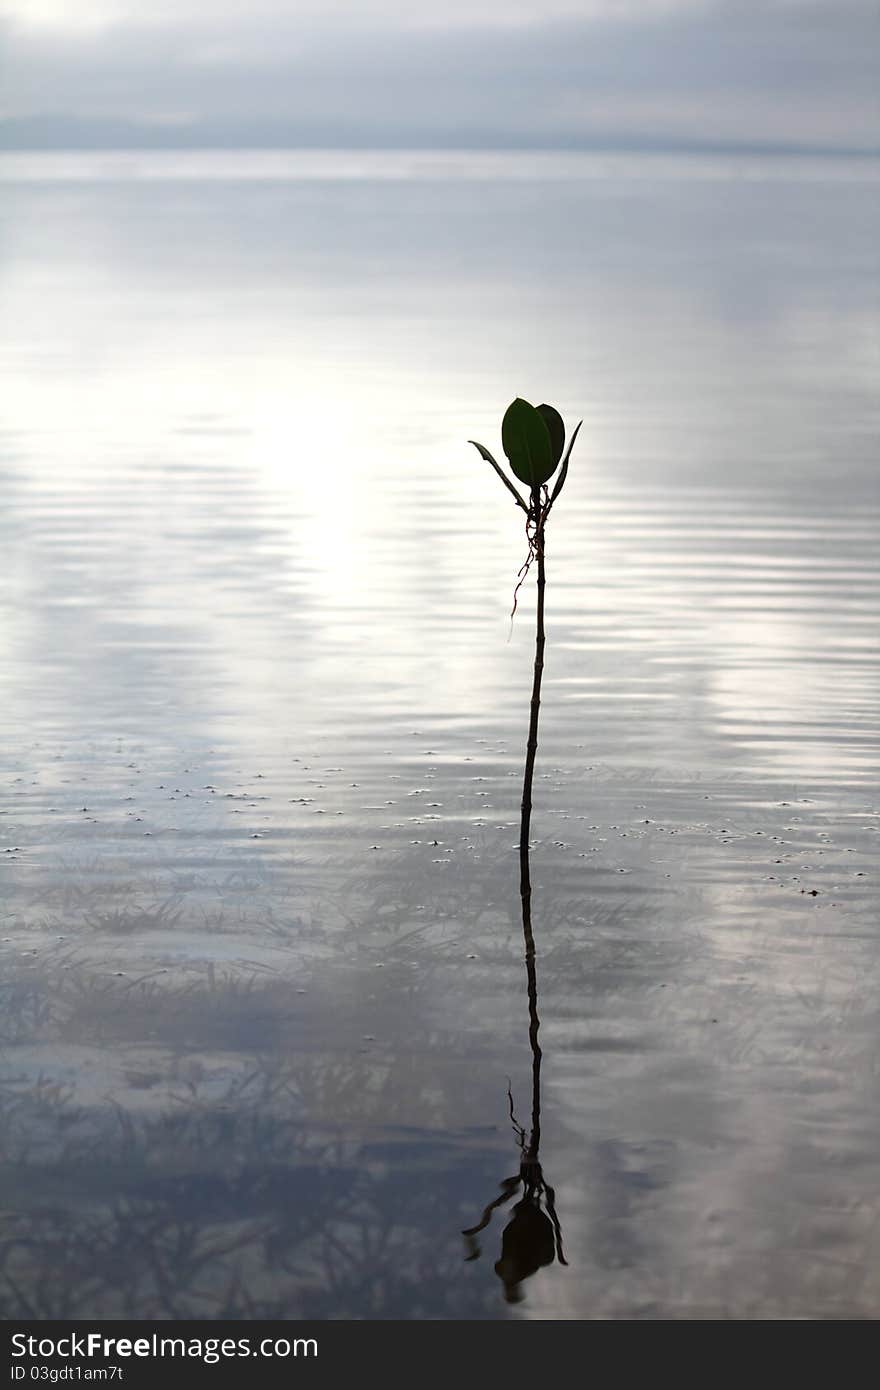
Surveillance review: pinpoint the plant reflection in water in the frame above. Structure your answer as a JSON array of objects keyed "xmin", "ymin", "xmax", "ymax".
[{"xmin": 461, "ymin": 878, "xmax": 567, "ymax": 1303}]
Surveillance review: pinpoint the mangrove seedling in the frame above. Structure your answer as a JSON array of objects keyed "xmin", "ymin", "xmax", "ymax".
[
  {"xmin": 463, "ymin": 397, "xmax": 578, "ymax": 1299},
  {"xmin": 470, "ymin": 398, "xmax": 582, "ymax": 906}
]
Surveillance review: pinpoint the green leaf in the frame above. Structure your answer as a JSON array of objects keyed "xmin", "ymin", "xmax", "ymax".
[
  {"xmin": 469, "ymin": 439, "xmax": 529, "ymax": 512},
  {"xmin": 501, "ymin": 398, "xmax": 557, "ymax": 490},
  {"xmin": 536, "ymin": 403, "xmax": 565, "ymax": 466},
  {"xmin": 547, "ymin": 419, "xmax": 583, "ymax": 510}
]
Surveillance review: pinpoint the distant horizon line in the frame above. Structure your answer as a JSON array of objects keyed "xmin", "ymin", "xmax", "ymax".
[
  {"xmin": 1, "ymin": 139, "xmax": 879, "ymax": 161},
  {"xmin": 0, "ymin": 116, "xmax": 878, "ymax": 163}
]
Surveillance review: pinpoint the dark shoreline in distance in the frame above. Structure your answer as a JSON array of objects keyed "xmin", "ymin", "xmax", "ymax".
[{"xmin": 1, "ymin": 117, "xmax": 878, "ymax": 162}]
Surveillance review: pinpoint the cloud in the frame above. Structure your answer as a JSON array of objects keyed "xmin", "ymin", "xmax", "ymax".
[
  {"xmin": 0, "ymin": 1, "xmax": 708, "ymax": 33},
  {"xmin": 0, "ymin": 2, "xmax": 877, "ymax": 152}
]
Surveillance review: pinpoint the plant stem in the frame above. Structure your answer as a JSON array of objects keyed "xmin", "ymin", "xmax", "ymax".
[
  {"xmin": 519, "ymin": 487, "xmax": 546, "ymax": 908},
  {"xmin": 519, "ymin": 485, "xmax": 546, "ymax": 1161},
  {"xmin": 521, "ymin": 887, "xmax": 542, "ymax": 1161}
]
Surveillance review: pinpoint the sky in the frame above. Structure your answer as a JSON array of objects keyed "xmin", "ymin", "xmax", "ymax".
[{"xmin": 0, "ymin": 0, "xmax": 877, "ymax": 152}]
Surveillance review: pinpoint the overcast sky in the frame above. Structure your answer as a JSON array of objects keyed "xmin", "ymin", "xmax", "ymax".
[{"xmin": 0, "ymin": 1, "xmax": 877, "ymax": 151}]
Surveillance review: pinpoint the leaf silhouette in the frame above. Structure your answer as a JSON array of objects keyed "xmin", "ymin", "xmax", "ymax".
[
  {"xmin": 502, "ymin": 398, "xmax": 557, "ymax": 490},
  {"xmin": 547, "ymin": 419, "xmax": 582, "ymax": 510},
  {"xmin": 537, "ymin": 403, "xmax": 565, "ymax": 467},
  {"xmin": 469, "ymin": 439, "xmax": 529, "ymax": 512}
]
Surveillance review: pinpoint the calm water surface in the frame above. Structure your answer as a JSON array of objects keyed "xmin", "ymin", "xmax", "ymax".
[{"xmin": 1, "ymin": 150, "xmax": 878, "ymax": 1318}]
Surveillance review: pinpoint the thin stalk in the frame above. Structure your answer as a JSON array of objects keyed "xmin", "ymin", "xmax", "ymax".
[
  {"xmin": 521, "ymin": 889, "xmax": 542, "ymax": 1162},
  {"xmin": 519, "ymin": 486, "xmax": 546, "ymax": 1160},
  {"xmin": 519, "ymin": 487, "xmax": 546, "ymax": 906}
]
